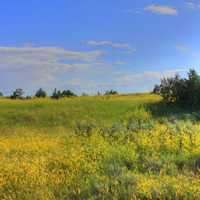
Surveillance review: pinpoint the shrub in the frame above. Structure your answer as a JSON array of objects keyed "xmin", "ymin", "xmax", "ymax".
[
  {"xmin": 127, "ymin": 118, "xmax": 154, "ymax": 132},
  {"xmin": 99, "ymin": 122, "xmax": 126, "ymax": 137},
  {"xmin": 74, "ymin": 121, "xmax": 96, "ymax": 136}
]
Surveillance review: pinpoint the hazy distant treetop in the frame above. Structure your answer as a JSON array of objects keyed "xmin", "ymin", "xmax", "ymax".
[
  {"xmin": 11, "ymin": 88, "xmax": 24, "ymax": 99},
  {"xmin": 35, "ymin": 88, "xmax": 47, "ymax": 98},
  {"xmin": 104, "ymin": 90, "xmax": 118, "ymax": 95},
  {"xmin": 62, "ymin": 90, "xmax": 76, "ymax": 97}
]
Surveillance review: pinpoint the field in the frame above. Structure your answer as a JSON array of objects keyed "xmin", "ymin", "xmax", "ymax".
[{"xmin": 1, "ymin": 93, "xmax": 200, "ymax": 199}]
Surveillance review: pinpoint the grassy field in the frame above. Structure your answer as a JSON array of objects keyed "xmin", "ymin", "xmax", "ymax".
[{"xmin": 1, "ymin": 93, "xmax": 200, "ymax": 199}]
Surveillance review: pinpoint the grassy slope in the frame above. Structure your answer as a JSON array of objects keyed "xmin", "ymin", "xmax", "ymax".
[{"xmin": 1, "ymin": 94, "xmax": 200, "ymax": 199}]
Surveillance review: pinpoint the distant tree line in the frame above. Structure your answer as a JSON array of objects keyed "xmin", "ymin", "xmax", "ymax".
[
  {"xmin": 153, "ymin": 69, "xmax": 200, "ymax": 107},
  {"xmin": 0, "ymin": 88, "xmax": 118, "ymax": 100}
]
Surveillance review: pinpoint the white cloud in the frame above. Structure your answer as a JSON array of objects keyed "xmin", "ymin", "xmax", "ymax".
[
  {"xmin": 85, "ymin": 40, "xmax": 136, "ymax": 52},
  {"xmin": 64, "ymin": 69, "xmax": 187, "ymax": 94},
  {"xmin": 175, "ymin": 45, "xmax": 190, "ymax": 53},
  {"xmin": 145, "ymin": 4, "xmax": 178, "ymax": 16},
  {"xmin": 117, "ymin": 69, "xmax": 186, "ymax": 84},
  {"xmin": 175, "ymin": 44, "xmax": 200, "ymax": 57},
  {"xmin": 0, "ymin": 45, "xmax": 104, "ymax": 86},
  {"xmin": 0, "ymin": 46, "xmax": 103, "ymax": 70},
  {"xmin": 114, "ymin": 61, "xmax": 126, "ymax": 65},
  {"xmin": 0, "ymin": 46, "xmax": 102, "ymax": 68},
  {"xmin": 185, "ymin": 1, "xmax": 200, "ymax": 10}
]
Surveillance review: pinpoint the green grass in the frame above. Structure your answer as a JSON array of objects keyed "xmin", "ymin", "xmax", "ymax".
[
  {"xmin": 1, "ymin": 93, "xmax": 200, "ymax": 199},
  {"xmin": 0, "ymin": 93, "xmax": 160, "ymax": 128}
]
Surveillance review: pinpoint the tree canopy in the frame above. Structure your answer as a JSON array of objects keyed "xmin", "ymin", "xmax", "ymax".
[{"xmin": 153, "ymin": 69, "xmax": 200, "ymax": 107}]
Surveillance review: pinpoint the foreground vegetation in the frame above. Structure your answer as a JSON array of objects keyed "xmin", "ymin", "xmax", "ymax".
[{"xmin": 1, "ymin": 94, "xmax": 200, "ymax": 199}]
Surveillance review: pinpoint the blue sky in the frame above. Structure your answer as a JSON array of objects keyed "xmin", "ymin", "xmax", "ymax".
[{"xmin": 0, "ymin": 0, "xmax": 200, "ymax": 95}]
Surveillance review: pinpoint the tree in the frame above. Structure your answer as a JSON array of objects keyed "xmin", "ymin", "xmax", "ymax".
[
  {"xmin": 11, "ymin": 88, "xmax": 24, "ymax": 99},
  {"xmin": 185, "ymin": 69, "xmax": 200, "ymax": 106},
  {"xmin": 104, "ymin": 89, "xmax": 118, "ymax": 95},
  {"xmin": 35, "ymin": 88, "xmax": 47, "ymax": 98},
  {"xmin": 62, "ymin": 90, "xmax": 76, "ymax": 97},
  {"xmin": 152, "ymin": 84, "xmax": 160, "ymax": 94},
  {"xmin": 158, "ymin": 69, "xmax": 200, "ymax": 107},
  {"xmin": 0, "ymin": 92, "xmax": 3, "ymax": 97},
  {"xmin": 51, "ymin": 88, "xmax": 61, "ymax": 99}
]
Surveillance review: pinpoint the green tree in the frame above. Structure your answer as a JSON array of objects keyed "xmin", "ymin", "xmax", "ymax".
[
  {"xmin": 51, "ymin": 88, "xmax": 62, "ymax": 99},
  {"xmin": 104, "ymin": 90, "xmax": 118, "ymax": 95},
  {"xmin": 62, "ymin": 90, "xmax": 76, "ymax": 97},
  {"xmin": 35, "ymin": 88, "xmax": 47, "ymax": 98},
  {"xmin": 11, "ymin": 88, "xmax": 24, "ymax": 99},
  {"xmin": 158, "ymin": 69, "xmax": 200, "ymax": 107}
]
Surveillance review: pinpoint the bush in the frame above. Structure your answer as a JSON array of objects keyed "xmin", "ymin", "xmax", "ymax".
[{"xmin": 74, "ymin": 121, "xmax": 96, "ymax": 136}]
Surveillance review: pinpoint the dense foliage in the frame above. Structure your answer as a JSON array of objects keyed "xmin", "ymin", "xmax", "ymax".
[
  {"xmin": 35, "ymin": 88, "xmax": 47, "ymax": 98},
  {"xmin": 104, "ymin": 89, "xmax": 118, "ymax": 95},
  {"xmin": 154, "ymin": 69, "xmax": 200, "ymax": 107},
  {"xmin": 51, "ymin": 88, "xmax": 76, "ymax": 99},
  {"xmin": 1, "ymin": 94, "xmax": 200, "ymax": 199}
]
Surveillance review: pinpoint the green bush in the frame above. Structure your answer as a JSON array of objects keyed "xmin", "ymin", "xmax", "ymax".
[{"xmin": 74, "ymin": 120, "xmax": 96, "ymax": 136}]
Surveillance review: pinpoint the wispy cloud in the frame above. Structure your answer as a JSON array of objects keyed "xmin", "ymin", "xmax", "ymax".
[
  {"xmin": 114, "ymin": 61, "xmax": 127, "ymax": 65},
  {"xmin": 65, "ymin": 68, "xmax": 187, "ymax": 94},
  {"xmin": 145, "ymin": 4, "xmax": 178, "ymax": 16},
  {"xmin": 0, "ymin": 46, "xmax": 104, "ymax": 71},
  {"xmin": 122, "ymin": 9, "xmax": 141, "ymax": 15},
  {"xmin": 85, "ymin": 40, "xmax": 136, "ymax": 52},
  {"xmin": 185, "ymin": 1, "xmax": 200, "ymax": 10},
  {"xmin": 117, "ymin": 69, "xmax": 186, "ymax": 84},
  {"xmin": 0, "ymin": 45, "xmax": 104, "ymax": 86},
  {"xmin": 175, "ymin": 45, "xmax": 190, "ymax": 53}
]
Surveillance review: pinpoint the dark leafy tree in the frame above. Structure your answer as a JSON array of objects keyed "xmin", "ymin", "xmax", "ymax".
[
  {"xmin": 152, "ymin": 84, "xmax": 160, "ymax": 94},
  {"xmin": 35, "ymin": 88, "xmax": 47, "ymax": 98},
  {"xmin": 104, "ymin": 90, "xmax": 118, "ymax": 95},
  {"xmin": 51, "ymin": 88, "xmax": 61, "ymax": 99},
  {"xmin": 11, "ymin": 88, "xmax": 24, "ymax": 99},
  {"xmin": 62, "ymin": 90, "xmax": 76, "ymax": 97},
  {"xmin": 0, "ymin": 92, "xmax": 3, "ymax": 97},
  {"xmin": 97, "ymin": 91, "xmax": 101, "ymax": 96},
  {"xmin": 157, "ymin": 69, "xmax": 200, "ymax": 107},
  {"xmin": 81, "ymin": 92, "xmax": 88, "ymax": 96}
]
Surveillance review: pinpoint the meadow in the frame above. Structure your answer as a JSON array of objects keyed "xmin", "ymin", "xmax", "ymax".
[{"xmin": 1, "ymin": 93, "xmax": 200, "ymax": 199}]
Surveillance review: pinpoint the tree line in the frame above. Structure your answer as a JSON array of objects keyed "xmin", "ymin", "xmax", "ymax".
[
  {"xmin": 0, "ymin": 88, "xmax": 118, "ymax": 99},
  {"xmin": 153, "ymin": 69, "xmax": 200, "ymax": 107}
]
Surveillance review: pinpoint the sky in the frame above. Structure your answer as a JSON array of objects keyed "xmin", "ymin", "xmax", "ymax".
[{"xmin": 0, "ymin": 0, "xmax": 200, "ymax": 95}]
